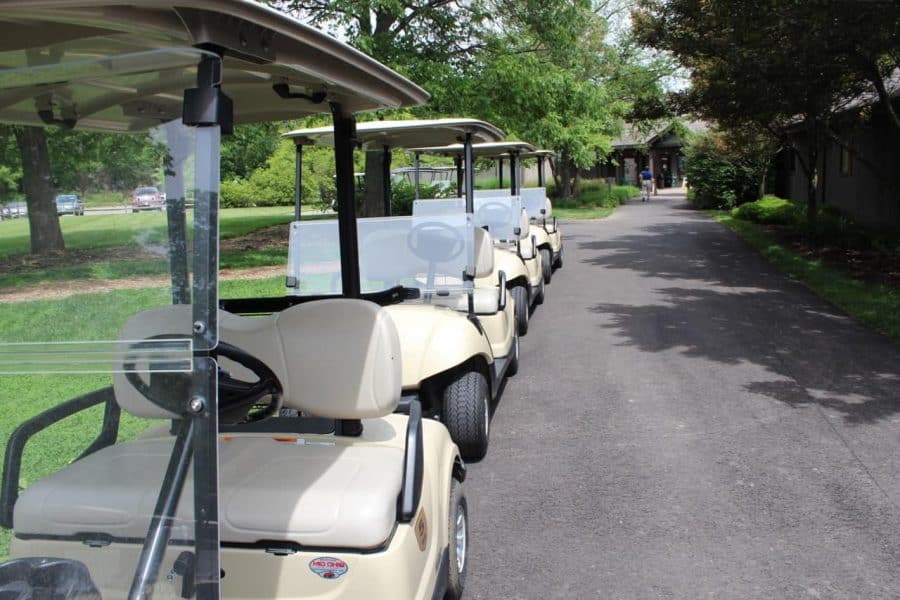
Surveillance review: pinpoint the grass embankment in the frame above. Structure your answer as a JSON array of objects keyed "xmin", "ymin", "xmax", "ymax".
[
  {"xmin": 551, "ymin": 180, "xmax": 639, "ymax": 220},
  {"xmin": 712, "ymin": 196, "xmax": 900, "ymax": 342}
]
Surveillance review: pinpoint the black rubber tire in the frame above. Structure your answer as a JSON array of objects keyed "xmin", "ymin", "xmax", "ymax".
[
  {"xmin": 512, "ymin": 285, "xmax": 529, "ymax": 336},
  {"xmin": 554, "ymin": 246, "xmax": 564, "ymax": 269},
  {"xmin": 442, "ymin": 370, "xmax": 490, "ymax": 460},
  {"xmin": 540, "ymin": 248, "xmax": 552, "ymax": 284},
  {"xmin": 534, "ymin": 277, "xmax": 545, "ymax": 306},
  {"xmin": 506, "ymin": 330, "xmax": 519, "ymax": 377},
  {"xmin": 445, "ymin": 479, "xmax": 468, "ymax": 600}
]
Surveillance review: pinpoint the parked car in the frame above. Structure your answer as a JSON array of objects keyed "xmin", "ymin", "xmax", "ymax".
[
  {"xmin": 55, "ymin": 194, "xmax": 84, "ymax": 216},
  {"xmin": 2, "ymin": 200, "xmax": 27, "ymax": 219},
  {"xmin": 130, "ymin": 186, "xmax": 164, "ymax": 212}
]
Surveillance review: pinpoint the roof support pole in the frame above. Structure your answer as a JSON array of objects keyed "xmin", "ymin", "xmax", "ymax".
[
  {"xmin": 382, "ymin": 144, "xmax": 392, "ymax": 216},
  {"xmin": 498, "ymin": 157, "xmax": 504, "ymax": 190},
  {"xmin": 511, "ymin": 153, "xmax": 520, "ymax": 196},
  {"xmin": 464, "ymin": 132, "xmax": 474, "ymax": 213},
  {"xmin": 455, "ymin": 155, "xmax": 463, "ymax": 199},
  {"xmin": 331, "ymin": 102, "xmax": 361, "ymax": 298},
  {"xmin": 413, "ymin": 152, "xmax": 421, "ymax": 200},
  {"xmin": 537, "ymin": 156, "xmax": 545, "ymax": 187},
  {"xmin": 294, "ymin": 143, "xmax": 303, "ymax": 221}
]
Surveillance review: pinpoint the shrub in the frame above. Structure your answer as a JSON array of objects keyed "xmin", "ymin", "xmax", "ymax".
[
  {"xmin": 685, "ymin": 130, "xmax": 767, "ymax": 209},
  {"xmin": 731, "ymin": 195, "xmax": 803, "ymax": 225}
]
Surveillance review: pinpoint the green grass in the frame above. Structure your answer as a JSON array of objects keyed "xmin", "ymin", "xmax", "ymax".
[
  {"xmin": 83, "ymin": 190, "xmax": 127, "ymax": 208},
  {"xmin": 714, "ymin": 212, "xmax": 900, "ymax": 342},
  {"xmin": 551, "ymin": 183, "xmax": 640, "ymax": 220}
]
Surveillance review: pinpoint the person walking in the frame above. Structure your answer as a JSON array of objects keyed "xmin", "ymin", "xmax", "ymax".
[{"xmin": 639, "ymin": 165, "xmax": 653, "ymax": 202}]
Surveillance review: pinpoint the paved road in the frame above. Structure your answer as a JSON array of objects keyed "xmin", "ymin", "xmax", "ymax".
[{"xmin": 465, "ymin": 190, "xmax": 900, "ymax": 599}]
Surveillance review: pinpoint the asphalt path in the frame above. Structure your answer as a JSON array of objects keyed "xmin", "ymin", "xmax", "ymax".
[{"xmin": 464, "ymin": 189, "xmax": 900, "ymax": 599}]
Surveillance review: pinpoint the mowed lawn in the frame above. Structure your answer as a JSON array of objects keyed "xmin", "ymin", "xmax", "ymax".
[{"xmin": 0, "ymin": 207, "xmax": 331, "ymax": 289}]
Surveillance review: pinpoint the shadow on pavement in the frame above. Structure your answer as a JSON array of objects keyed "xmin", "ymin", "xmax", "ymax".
[{"xmin": 579, "ymin": 215, "xmax": 900, "ymax": 426}]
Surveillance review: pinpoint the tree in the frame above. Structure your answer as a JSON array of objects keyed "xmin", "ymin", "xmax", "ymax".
[
  {"xmin": 633, "ymin": 0, "xmax": 900, "ymax": 225},
  {"xmin": 14, "ymin": 126, "xmax": 64, "ymax": 254}
]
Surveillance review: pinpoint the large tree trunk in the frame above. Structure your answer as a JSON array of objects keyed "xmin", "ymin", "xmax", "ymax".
[
  {"xmin": 556, "ymin": 157, "xmax": 579, "ymax": 199},
  {"xmin": 361, "ymin": 150, "xmax": 387, "ymax": 217},
  {"xmin": 14, "ymin": 126, "xmax": 64, "ymax": 254}
]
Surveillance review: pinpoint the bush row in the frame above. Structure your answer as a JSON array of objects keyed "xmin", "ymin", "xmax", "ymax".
[{"xmin": 550, "ymin": 179, "xmax": 639, "ymax": 208}]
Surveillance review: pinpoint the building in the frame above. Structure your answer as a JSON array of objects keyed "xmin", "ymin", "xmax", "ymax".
[
  {"xmin": 591, "ymin": 120, "xmax": 707, "ymax": 188},
  {"xmin": 775, "ymin": 74, "xmax": 900, "ymax": 228}
]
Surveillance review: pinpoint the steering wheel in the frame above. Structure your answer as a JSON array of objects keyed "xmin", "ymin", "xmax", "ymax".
[
  {"xmin": 476, "ymin": 201, "xmax": 514, "ymax": 235},
  {"xmin": 123, "ymin": 337, "xmax": 283, "ymax": 424},
  {"xmin": 407, "ymin": 221, "xmax": 465, "ymax": 263},
  {"xmin": 213, "ymin": 341, "xmax": 283, "ymax": 424}
]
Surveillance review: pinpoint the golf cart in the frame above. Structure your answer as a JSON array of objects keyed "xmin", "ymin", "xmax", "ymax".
[
  {"xmin": 409, "ymin": 141, "xmax": 545, "ymax": 336},
  {"xmin": 515, "ymin": 150, "xmax": 563, "ymax": 277},
  {"xmin": 280, "ymin": 119, "xmax": 518, "ymax": 459},
  {"xmin": 0, "ymin": 2, "xmax": 470, "ymax": 598}
]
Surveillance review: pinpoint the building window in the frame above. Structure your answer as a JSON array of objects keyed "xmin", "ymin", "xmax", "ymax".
[{"xmin": 840, "ymin": 147, "xmax": 853, "ymax": 176}]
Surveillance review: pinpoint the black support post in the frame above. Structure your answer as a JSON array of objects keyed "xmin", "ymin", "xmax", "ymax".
[
  {"xmin": 294, "ymin": 143, "xmax": 303, "ymax": 221},
  {"xmin": 381, "ymin": 144, "xmax": 392, "ymax": 216},
  {"xmin": 511, "ymin": 153, "xmax": 520, "ymax": 196},
  {"xmin": 498, "ymin": 157, "xmax": 504, "ymax": 190},
  {"xmin": 537, "ymin": 156, "xmax": 545, "ymax": 187},
  {"xmin": 331, "ymin": 103, "xmax": 361, "ymax": 298},
  {"xmin": 414, "ymin": 152, "xmax": 421, "ymax": 200},
  {"xmin": 455, "ymin": 155, "xmax": 463, "ymax": 199},
  {"xmin": 464, "ymin": 133, "xmax": 474, "ymax": 213}
]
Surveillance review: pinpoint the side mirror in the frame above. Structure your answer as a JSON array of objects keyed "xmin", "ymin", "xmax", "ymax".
[{"xmin": 497, "ymin": 270, "xmax": 507, "ymax": 311}]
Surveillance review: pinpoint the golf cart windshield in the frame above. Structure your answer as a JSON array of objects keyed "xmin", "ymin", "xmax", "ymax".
[
  {"xmin": 287, "ymin": 214, "xmax": 475, "ymax": 297},
  {"xmin": 520, "ymin": 187, "xmax": 550, "ymax": 220},
  {"xmin": 0, "ymin": 49, "xmax": 220, "ymax": 597},
  {"xmin": 414, "ymin": 196, "xmax": 524, "ymax": 241}
]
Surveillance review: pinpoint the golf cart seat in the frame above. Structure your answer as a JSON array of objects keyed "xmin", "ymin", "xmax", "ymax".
[
  {"xmin": 14, "ymin": 300, "xmax": 407, "ymax": 550},
  {"xmin": 431, "ymin": 226, "xmax": 502, "ymax": 314}
]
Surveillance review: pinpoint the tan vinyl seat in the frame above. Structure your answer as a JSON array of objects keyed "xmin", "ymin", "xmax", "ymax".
[{"xmin": 14, "ymin": 300, "xmax": 406, "ymax": 550}]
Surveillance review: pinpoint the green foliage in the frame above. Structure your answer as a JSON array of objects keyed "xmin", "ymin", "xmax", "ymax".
[
  {"xmin": 550, "ymin": 179, "xmax": 637, "ymax": 208},
  {"xmin": 731, "ymin": 195, "xmax": 803, "ymax": 226},
  {"xmin": 220, "ymin": 141, "xmax": 336, "ymax": 209},
  {"xmin": 221, "ymin": 123, "xmax": 282, "ymax": 180},
  {"xmin": 684, "ymin": 130, "xmax": 766, "ymax": 209}
]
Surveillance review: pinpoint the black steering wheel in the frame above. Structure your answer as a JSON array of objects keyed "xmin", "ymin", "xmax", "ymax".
[
  {"xmin": 124, "ymin": 337, "xmax": 283, "ymax": 425},
  {"xmin": 213, "ymin": 341, "xmax": 283, "ymax": 424},
  {"xmin": 407, "ymin": 221, "xmax": 465, "ymax": 263}
]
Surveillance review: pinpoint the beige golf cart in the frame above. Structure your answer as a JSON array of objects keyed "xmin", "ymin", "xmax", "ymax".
[
  {"xmin": 409, "ymin": 141, "xmax": 545, "ymax": 335},
  {"xmin": 279, "ymin": 119, "xmax": 518, "ymax": 459},
  {"xmin": 517, "ymin": 149, "xmax": 564, "ymax": 278},
  {"xmin": 0, "ymin": 2, "xmax": 471, "ymax": 598}
]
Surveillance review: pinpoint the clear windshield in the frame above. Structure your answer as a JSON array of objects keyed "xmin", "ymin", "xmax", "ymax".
[
  {"xmin": 287, "ymin": 214, "xmax": 475, "ymax": 297},
  {"xmin": 413, "ymin": 195, "xmax": 523, "ymax": 240},
  {"xmin": 0, "ymin": 50, "xmax": 221, "ymax": 597},
  {"xmin": 520, "ymin": 187, "xmax": 549, "ymax": 220}
]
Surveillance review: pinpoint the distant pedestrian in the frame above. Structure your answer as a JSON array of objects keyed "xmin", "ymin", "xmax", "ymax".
[{"xmin": 640, "ymin": 166, "xmax": 653, "ymax": 202}]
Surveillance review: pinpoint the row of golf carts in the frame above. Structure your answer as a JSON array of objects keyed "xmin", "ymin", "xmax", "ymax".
[{"xmin": 0, "ymin": 2, "xmax": 562, "ymax": 598}]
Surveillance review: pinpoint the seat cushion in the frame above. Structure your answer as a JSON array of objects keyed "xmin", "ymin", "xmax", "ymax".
[{"xmin": 14, "ymin": 435, "xmax": 404, "ymax": 550}]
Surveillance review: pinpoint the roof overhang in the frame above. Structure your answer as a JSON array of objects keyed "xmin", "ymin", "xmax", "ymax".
[
  {"xmin": 0, "ymin": 0, "xmax": 428, "ymax": 131},
  {"xmin": 284, "ymin": 118, "xmax": 504, "ymax": 149}
]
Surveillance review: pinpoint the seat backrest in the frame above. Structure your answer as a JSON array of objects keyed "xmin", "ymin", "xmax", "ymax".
[
  {"xmin": 115, "ymin": 300, "xmax": 401, "ymax": 421},
  {"xmin": 473, "ymin": 227, "xmax": 494, "ymax": 277}
]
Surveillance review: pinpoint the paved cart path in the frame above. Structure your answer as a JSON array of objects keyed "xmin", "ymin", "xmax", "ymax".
[{"xmin": 465, "ymin": 190, "xmax": 900, "ymax": 599}]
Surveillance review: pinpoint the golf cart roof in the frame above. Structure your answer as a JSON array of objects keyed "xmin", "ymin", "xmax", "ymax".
[
  {"xmin": 516, "ymin": 149, "xmax": 555, "ymax": 159},
  {"xmin": 0, "ymin": 0, "xmax": 428, "ymax": 131},
  {"xmin": 408, "ymin": 140, "xmax": 536, "ymax": 157},
  {"xmin": 284, "ymin": 118, "xmax": 505, "ymax": 149},
  {"xmin": 409, "ymin": 142, "xmax": 535, "ymax": 158}
]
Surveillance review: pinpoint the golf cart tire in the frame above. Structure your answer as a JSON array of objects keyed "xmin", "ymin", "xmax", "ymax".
[
  {"xmin": 513, "ymin": 285, "xmax": 529, "ymax": 336},
  {"xmin": 534, "ymin": 276, "xmax": 545, "ymax": 306},
  {"xmin": 554, "ymin": 247, "xmax": 563, "ymax": 269},
  {"xmin": 506, "ymin": 330, "xmax": 520, "ymax": 377},
  {"xmin": 445, "ymin": 479, "xmax": 468, "ymax": 600},
  {"xmin": 540, "ymin": 248, "xmax": 552, "ymax": 283},
  {"xmin": 442, "ymin": 370, "xmax": 490, "ymax": 460}
]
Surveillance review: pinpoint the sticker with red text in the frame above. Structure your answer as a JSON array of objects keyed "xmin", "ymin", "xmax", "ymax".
[{"xmin": 309, "ymin": 557, "xmax": 348, "ymax": 580}]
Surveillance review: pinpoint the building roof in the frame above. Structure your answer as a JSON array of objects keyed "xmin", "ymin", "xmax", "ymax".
[{"xmin": 611, "ymin": 120, "xmax": 707, "ymax": 150}]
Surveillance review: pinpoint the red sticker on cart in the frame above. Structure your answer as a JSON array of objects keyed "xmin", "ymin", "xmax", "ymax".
[{"xmin": 309, "ymin": 557, "xmax": 348, "ymax": 580}]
